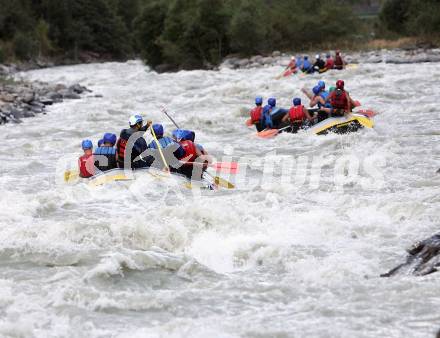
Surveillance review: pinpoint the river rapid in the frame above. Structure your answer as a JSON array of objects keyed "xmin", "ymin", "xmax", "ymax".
[{"xmin": 0, "ymin": 60, "xmax": 439, "ymax": 337}]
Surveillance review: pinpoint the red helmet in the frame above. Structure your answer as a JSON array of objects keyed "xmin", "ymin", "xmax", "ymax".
[
  {"xmin": 336, "ymin": 80, "xmax": 344, "ymax": 89},
  {"xmin": 336, "ymin": 50, "xmax": 341, "ymax": 55}
]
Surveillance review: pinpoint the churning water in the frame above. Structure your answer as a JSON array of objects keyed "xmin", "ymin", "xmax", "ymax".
[{"xmin": 0, "ymin": 60, "xmax": 439, "ymax": 337}]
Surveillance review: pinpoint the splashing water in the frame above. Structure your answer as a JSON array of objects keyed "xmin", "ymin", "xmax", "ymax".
[{"xmin": 0, "ymin": 60, "xmax": 439, "ymax": 337}]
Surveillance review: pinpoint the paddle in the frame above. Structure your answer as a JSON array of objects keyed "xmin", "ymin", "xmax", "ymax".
[
  {"xmin": 64, "ymin": 169, "xmax": 79, "ymax": 182},
  {"xmin": 150, "ymin": 124, "xmax": 170, "ymax": 174},
  {"xmin": 204, "ymin": 171, "xmax": 235, "ymax": 189},
  {"xmin": 257, "ymin": 125, "xmax": 292, "ymax": 139},
  {"xmin": 160, "ymin": 106, "xmax": 236, "ymax": 187}
]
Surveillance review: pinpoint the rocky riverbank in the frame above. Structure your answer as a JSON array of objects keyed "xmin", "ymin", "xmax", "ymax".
[
  {"xmin": 219, "ymin": 48, "xmax": 440, "ymax": 70},
  {"xmin": 0, "ymin": 64, "xmax": 92, "ymax": 125}
]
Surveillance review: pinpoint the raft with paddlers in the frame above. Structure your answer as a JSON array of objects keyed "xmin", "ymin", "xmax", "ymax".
[
  {"xmin": 64, "ymin": 167, "xmax": 223, "ymax": 190},
  {"xmin": 255, "ymin": 111, "xmax": 374, "ymax": 138}
]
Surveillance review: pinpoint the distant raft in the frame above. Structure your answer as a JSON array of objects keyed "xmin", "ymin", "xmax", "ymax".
[{"xmin": 254, "ymin": 113, "xmax": 374, "ymax": 138}]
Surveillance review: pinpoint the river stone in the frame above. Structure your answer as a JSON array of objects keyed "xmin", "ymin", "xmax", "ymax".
[
  {"xmin": 30, "ymin": 100, "xmax": 45, "ymax": 108},
  {"xmin": 10, "ymin": 108, "xmax": 24, "ymax": 119},
  {"xmin": 55, "ymin": 84, "xmax": 67, "ymax": 91},
  {"xmin": 30, "ymin": 106, "xmax": 44, "ymax": 114},
  {"xmin": 272, "ymin": 51, "xmax": 281, "ymax": 57},
  {"xmin": 61, "ymin": 91, "xmax": 81, "ymax": 99},
  {"xmin": 237, "ymin": 59, "xmax": 249, "ymax": 68},
  {"xmin": 0, "ymin": 93, "xmax": 15, "ymax": 102},
  {"xmin": 46, "ymin": 91, "xmax": 63, "ymax": 101},
  {"xmin": 23, "ymin": 111, "xmax": 35, "ymax": 118},
  {"xmin": 21, "ymin": 91, "xmax": 35, "ymax": 103},
  {"xmin": 39, "ymin": 97, "xmax": 54, "ymax": 105},
  {"xmin": 261, "ymin": 57, "xmax": 274, "ymax": 65},
  {"xmin": 250, "ymin": 55, "xmax": 263, "ymax": 64},
  {"xmin": 69, "ymin": 83, "xmax": 88, "ymax": 94}
]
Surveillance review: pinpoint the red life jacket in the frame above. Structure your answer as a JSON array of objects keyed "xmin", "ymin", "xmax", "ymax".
[
  {"xmin": 335, "ymin": 55, "xmax": 343, "ymax": 68},
  {"xmin": 288, "ymin": 105, "xmax": 305, "ymax": 122},
  {"xmin": 330, "ymin": 89, "xmax": 348, "ymax": 110},
  {"xmin": 325, "ymin": 59, "xmax": 334, "ymax": 69},
  {"xmin": 78, "ymin": 154, "xmax": 95, "ymax": 178},
  {"xmin": 116, "ymin": 137, "xmax": 127, "ymax": 167},
  {"xmin": 250, "ymin": 106, "xmax": 263, "ymax": 124},
  {"xmin": 179, "ymin": 140, "xmax": 198, "ymax": 163}
]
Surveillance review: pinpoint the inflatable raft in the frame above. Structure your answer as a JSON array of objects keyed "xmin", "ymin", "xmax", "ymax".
[{"xmin": 64, "ymin": 167, "xmax": 218, "ymax": 190}]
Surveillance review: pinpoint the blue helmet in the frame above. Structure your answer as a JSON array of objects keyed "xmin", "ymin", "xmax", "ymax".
[
  {"xmin": 312, "ymin": 85, "xmax": 321, "ymax": 96},
  {"xmin": 103, "ymin": 132, "xmax": 117, "ymax": 145},
  {"xmin": 293, "ymin": 98, "xmax": 301, "ymax": 106},
  {"xmin": 304, "ymin": 55, "xmax": 308, "ymax": 60},
  {"xmin": 97, "ymin": 139, "xmax": 104, "ymax": 147},
  {"xmin": 255, "ymin": 96, "xmax": 263, "ymax": 105},
  {"xmin": 82, "ymin": 139, "xmax": 93, "ymax": 150},
  {"xmin": 172, "ymin": 129, "xmax": 195, "ymax": 142},
  {"xmin": 268, "ymin": 97, "xmax": 276, "ymax": 107},
  {"xmin": 318, "ymin": 80, "xmax": 325, "ymax": 89},
  {"xmin": 152, "ymin": 124, "xmax": 164, "ymax": 136}
]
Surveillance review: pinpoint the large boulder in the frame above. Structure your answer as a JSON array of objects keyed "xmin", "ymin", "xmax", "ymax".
[{"xmin": 381, "ymin": 232, "xmax": 440, "ymax": 277}]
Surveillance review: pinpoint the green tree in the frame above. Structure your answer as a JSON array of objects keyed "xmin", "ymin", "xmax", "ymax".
[
  {"xmin": 227, "ymin": 0, "xmax": 267, "ymax": 55},
  {"xmin": 134, "ymin": 0, "xmax": 168, "ymax": 67},
  {"xmin": 35, "ymin": 19, "xmax": 53, "ymax": 58},
  {"xmin": 13, "ymin": 31, "xmax": 37, "ymax": 60},
  {"xmin": 159, "ymin": 0, "xmax": 229, "ymax": 69}
]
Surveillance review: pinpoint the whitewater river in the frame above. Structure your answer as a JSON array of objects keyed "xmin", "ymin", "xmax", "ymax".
[{"xmin": 0, "ymin": 60, "xmax": 439, "ymax": 337}]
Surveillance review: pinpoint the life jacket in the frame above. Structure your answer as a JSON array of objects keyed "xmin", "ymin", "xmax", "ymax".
[
  {"xmin": 179, "ymin": 140, "xmax": 198, "ymax": 163},
  {"xmin": 288, "ymin": 60, "xmax": 296, "ymax": 70},
  {"xmin": 250, "ymin": 106, "xmax": 263, "ymax": 124},
  {"xmin": 288, "ymin": 105, "xmax": 305, "ymax": 122},
  {"xmin": 93, "ymin": 146, "xmax": 117, "ymax": 172},
  {"xmin": 330, "ymin": 89, "xmax": 348, "ymax": 110},
  {"xmin": 325, "ymin": 58, "xmax": 334, "ymax": 69},
  {"xmin": 302, "ymin": 60, "xmax": 312, "ymax": 71},
  {"xmin": 149, "ymin": 136, "xmax": 174, "ymax": 150},
  {"xmin": 116, "ymin": 128, "xmax": 149, "ymax": 169},
  {"xmin": 149, "ymin": 136, "xmax": 185, "ymax": 160},
  {"xmin": 260, "ymin": 105, "xmax": 273, "ymax": 129},
  {"xmin": 116, "ymin": 137, "xmax": 127, "ymax": 167},
  {"xmin": 335, "ymin": 55, "xmax": 343, "ymax": 69},
  {"xmin": 318, "ymin": 91, "xmax": 332, "ymax": 109},
  {"xmin": 78, "ymin": 153, "xmax": 95, "ymax": 178}
]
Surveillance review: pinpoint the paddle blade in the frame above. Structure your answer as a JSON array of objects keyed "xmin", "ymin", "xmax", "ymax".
[
  {"xmin": 257, "ymin": 129, "xmax": 279, "ymax": 139},
  {"xmin": 356, "ymin": 109, "xmax": 377, "ymax": 118},
  {"xmin": 64, "ymin": 170, "xmax": 79, "ymax": 182},
  {"xmin": 214, "ymin": 176, "xmax": 235, "ymax": 189}
]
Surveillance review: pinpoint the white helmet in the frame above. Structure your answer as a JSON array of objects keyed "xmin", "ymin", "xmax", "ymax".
[
  {"xmin": 315, "ymin": 54, "xmax": 320, "ymax": 59},
  {"xmin": 129, "ymin": 114, "xmax": 143, "ymax": 126}
]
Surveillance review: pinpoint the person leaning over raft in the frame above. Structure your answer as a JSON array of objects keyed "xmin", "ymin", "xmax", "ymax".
[
  {"xmin": 94, "ymin": 132, "xmax": 117, "ymax": 172},
  {"xmin": 326, "ymin": 80, "xmax": 352, "ymax": 116},
  {"xmin": 116, "ymin": 115, "xmax": 152, "ymax": 169},
  {"xmin": 325, "ymin": 53, "xmax": 334, "ymax": 70},
  {"xmin": 78, "ymin": 139, "xmax": 95, "ymax": 178},
  {"xmin": 334, "ymin": 50, "xmax": 345, "ymax": 70}
]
